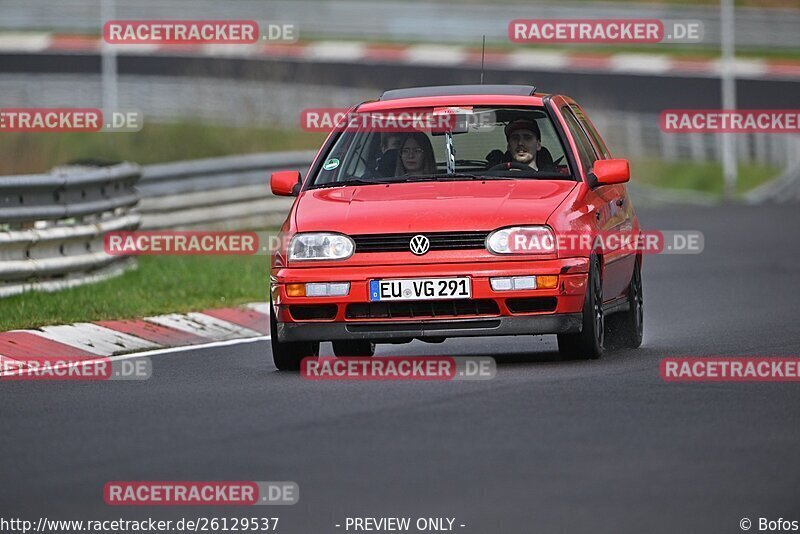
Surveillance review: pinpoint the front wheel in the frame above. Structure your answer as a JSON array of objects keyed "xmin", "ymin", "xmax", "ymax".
[
  {"xmin": 606, "ymin": 259, "xmax": 644, "ymax": 349},
  {"xmin": 270, "ymin": 303, "xmax": 319, "ymax": 371},
  {"xmin": 558, "ymin": 256, "xmax": 604, "ymax": 360}
]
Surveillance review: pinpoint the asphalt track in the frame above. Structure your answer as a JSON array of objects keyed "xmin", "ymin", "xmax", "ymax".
[
  {"xmin": 2, "ymin": 204, "xmax": 800, "ymax": 533},
  {"xmin": 2, "ymin": 53, "xmax": 799, "ymax": 113}
]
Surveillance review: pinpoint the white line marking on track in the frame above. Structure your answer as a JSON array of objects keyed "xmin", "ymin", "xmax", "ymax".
[
  {"xmin": 26, "ymin": 323, "xmax": 161, "ymax": 355},
  {"xmin": 103, "ymin": 334, "xmax": 271, "ymax": 360},
  {"xmin": 709, "ymin": 58, "xmax": 768, "ymax": 78},
  {"xmin": 405, "ymin": 45, "xmax": 467, "ymax": 65},
  {"xmin": 610, "ymin": 54, "xmax": 673, "ymax": 74},
  {"xmin": 507, "ymin": 50, "xmax": 567, "ymax": 69},
  {"xmin": 245, "ymin": 302, "xmax": 270, "ymax": 315},
  {"xmin": 0, "ymin": 32, "xmax": 52, "ymax": 52},
  {"xmin": 200, "ymin": 43, "xmax": 259, "ymax": 57},
  {"xmin": 185, "ymin": 312, "xmax": 263, "ymax": 337},
  {"xmin": 145, "ymin": 313, "xmax": 261, "ymax": 340},
  {"xmin": 0, "ymin": 335, "xmax": 271, "ymax": 377},
  {"xmin": 305, "ymin": 41, "xmax": 366, "ymax": 61}
]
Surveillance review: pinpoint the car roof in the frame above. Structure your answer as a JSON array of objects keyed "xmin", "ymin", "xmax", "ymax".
[
  {"xmin": 358, "ymin": 85, "xmax": 548, "ymax": 112},
  {"xmin": 379, "ymin": 84, "xmax": 537, "ymax": 100}
]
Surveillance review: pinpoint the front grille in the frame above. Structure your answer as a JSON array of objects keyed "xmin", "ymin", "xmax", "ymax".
[
  {"xmin": 346, "ymin": 299, "xmax": 500, "ymax": 319},
  {"xmin": 506, "ymin": 297, "xmax": 557, "ymax": 314},
  {"xmin": 352, "ymin": 232, "xmax": 489, "ymax": 253}
]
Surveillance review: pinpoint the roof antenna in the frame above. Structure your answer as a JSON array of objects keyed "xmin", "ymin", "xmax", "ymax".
[{"xmin": 480, "ymin": 35, "xmax": 486, "ymax": 84}]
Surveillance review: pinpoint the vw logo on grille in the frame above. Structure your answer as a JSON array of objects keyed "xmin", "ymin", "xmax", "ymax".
[{"xmin": 409, "ymin": 235, "xmax": 430, "ymax": 255}]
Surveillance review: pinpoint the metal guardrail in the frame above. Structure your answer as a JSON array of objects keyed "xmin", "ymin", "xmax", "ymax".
[
  {"xmin": 0, "ymin": 163, "xmax": 140, "ymax": 222},
  {"xmin": 0, "ymin": 152, "xmax": 315, "ymax": 299},
  {"xmin": 137, "ymin": 151, "xmax": 316, "ymax": 230},
  {"xmin": 0, "ymin": 164, "xmax": 141, "ymax": 298},
  {"xmin": 744, "ymin": 159, "xmax": 800, "ymax": 204}
]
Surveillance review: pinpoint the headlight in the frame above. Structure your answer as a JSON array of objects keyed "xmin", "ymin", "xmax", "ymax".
[
  {"xmin": 486, "ymin": 226, "xmax": 555, "ymax": 254},
  {"xmin": 289, "ymin": 233, "xmax": 354, "ymax": 261}
]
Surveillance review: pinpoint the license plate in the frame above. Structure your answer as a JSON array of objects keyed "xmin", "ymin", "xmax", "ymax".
[{"xmin": 369, "ymin": 278, "xmax": 471, "ymax": 302}]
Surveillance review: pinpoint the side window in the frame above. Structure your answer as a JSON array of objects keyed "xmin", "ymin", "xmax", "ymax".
[
  {"xmin": 571, "ymin": 104, "xmax": 611, "ymax": 159},
  {"xmin": 561, "ymin": 106, "xmax": 597, "ymax": 173}
]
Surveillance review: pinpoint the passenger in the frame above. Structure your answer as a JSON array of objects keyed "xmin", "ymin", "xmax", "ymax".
[
  {"xmin": 374, "ymin": 132, "xmax": 402, "ymax": 177},
  {"xmin": 395, "ymin": 131, "xmax": 436, "ymax": 176},
  {"xmin": 381, "ymin": 132, "xmax": 402, "ymax": 152}
]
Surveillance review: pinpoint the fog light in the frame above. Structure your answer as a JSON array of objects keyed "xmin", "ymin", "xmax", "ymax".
[
  {"xmin": 513, "ymin": 277, "xmax": 536, "ymax": 290},
  {"xmin": 286, "ymin": 283, "xmax": 305, "ymax": 297},
  {"xmin": 490, "ymin": 276, "xmax": 537, "ymax": 291},
  {"xmin": 305, "ymin": 282, "xmax": 350, "ymax": 297},
  {"xmin": 537, "ymin": 275, "xmax": 559, "ymax": 289},
  {"xmin": 490, "ymin": 278, "xmax": 513, "ymax": 291},
  {"xmin": 327, "ymin": 283, "xmax": 350, "ymax": 296},
  {"xmin": 306, "ymin": 283, "xmax": 327, "ymax": 297}
]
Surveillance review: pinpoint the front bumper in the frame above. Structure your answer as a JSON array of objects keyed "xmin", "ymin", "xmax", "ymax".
[
  {"xmin": 278, "ymin": 313, "xmax": 583, "ymax": 342},
  {"xmin": 271, "ymin": 257, "xmax": 589, "ymax": 343}
]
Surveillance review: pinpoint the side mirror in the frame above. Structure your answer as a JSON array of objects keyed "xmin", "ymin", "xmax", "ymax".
[
  {"xmin": 271, "ymin": 170, "xmax": 301, "ymax": 196},
  {"xmin": 591, "ymin": 159, "xmax": 630, "ymax": 186}
]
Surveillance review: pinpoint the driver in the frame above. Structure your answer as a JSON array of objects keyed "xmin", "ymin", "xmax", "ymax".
[
  {"xmin": 505, "ymin": 119, "xmax": 541, "ymax": 170},
  {"xmin": 486, "ymin": 119, "xmax": 555, "ymax": 171}
]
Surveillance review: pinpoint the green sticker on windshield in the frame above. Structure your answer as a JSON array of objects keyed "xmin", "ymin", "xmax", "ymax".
[{"xmin": 323, "ymin": 158, "xmax": 340, "ymax": 171}]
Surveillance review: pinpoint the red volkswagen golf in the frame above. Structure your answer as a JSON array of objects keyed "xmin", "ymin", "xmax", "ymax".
[{"xmin": 269, "ymin": 85, "xmax": 643, "ymax": 370}]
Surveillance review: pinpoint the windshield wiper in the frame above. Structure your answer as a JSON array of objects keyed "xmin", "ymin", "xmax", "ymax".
[
  {"xmin": 310, "ymin": 174, "xmax": 514, "ymax": 189},
  {"xmin": 308, "ymin": 178, "xmax": 385, "ymax": 189},
  {"xmin": 393, "ymin": 173, "xmax": 511, "ymax": 182},
  {"xmin": 484, "ymin": 169, "xmax": 576, "ymax": 180}
]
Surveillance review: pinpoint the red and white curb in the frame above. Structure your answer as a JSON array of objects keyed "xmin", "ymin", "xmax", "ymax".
[
  {"xmin": 1, "ymin": 32, "xmax": 799, "ymax": 81},
  {"xmin": 0, "ymin": 302, "xmax": 270, "ymax": 375}
]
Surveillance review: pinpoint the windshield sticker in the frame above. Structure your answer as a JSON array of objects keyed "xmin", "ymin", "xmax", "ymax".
[{"xmin": 323, "ymin": 158, "xmax": 340, "ymax": 171}]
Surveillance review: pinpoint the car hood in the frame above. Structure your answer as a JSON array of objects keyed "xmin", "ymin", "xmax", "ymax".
[{"xmin": 294, "ymin": 179, "xmax": 578, "ymax": 233}]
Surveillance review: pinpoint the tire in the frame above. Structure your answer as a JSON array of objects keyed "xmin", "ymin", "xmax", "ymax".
[
  {"xmin": 558, "ymin": 256, "xmax": 604, "ymax": 360},
  {"xmin": 606, "ymin": 259, "xmax": 644, "ymax": 350},
  {"xmin": 270, "ymin": 302, "xmax": 319, "ymax": 371},
  {"xmin": 332, "ymin": 340, "xmax": 376, "ymax": 358}
]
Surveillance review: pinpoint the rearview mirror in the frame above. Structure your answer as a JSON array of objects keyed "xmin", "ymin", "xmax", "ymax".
[
  {"xmin": 271, "ymin": 170, "xmax": 301, "ymax": 196},
  {"xmin": 591, "ymin": 159, "xmax": 630, "ymax": 186},
  {"xmin": 431, "ymin": 107, "xmax": 472, "ymax": 136}
]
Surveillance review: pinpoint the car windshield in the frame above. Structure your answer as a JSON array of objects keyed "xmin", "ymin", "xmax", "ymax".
[{"xmin": 307, "ymin": 106, "xmax": 574, "ymax": 189}]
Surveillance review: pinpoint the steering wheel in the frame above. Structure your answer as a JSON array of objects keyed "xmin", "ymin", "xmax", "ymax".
[
  {"xmin": 489, "ymin": 161, "xmax": 533, "ymax": 172},
  {"xmin": 455, "ymin": 159, "xmax": 489, "ymax": 167}
]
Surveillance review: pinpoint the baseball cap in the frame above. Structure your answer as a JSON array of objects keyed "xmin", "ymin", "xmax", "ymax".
[{"xmin": 504, "ymin": 119, "xmax": 541, "ymax": 140}]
